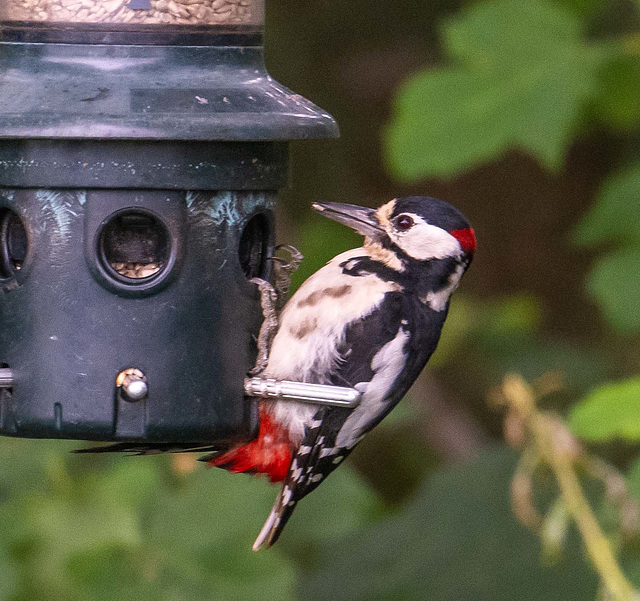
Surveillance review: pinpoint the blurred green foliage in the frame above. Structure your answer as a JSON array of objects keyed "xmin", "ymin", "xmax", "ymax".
[
  {"xmin": 300, "ymin": 449, "xmax": 599, "ymax": 601},
  {"xmin": 570, "ymin": 377, "xmax": 640, "ymax": 440},
  {"xmin": 384, "ymin": 0, "xmax": 612, "ymax": 180},
  {"xmin": 0, "ymin": 438, "xmax": 384, "ymax": 600},
  {"xmin": 573, "ymin": 166, "xmax": 640, "ymax": 333},
  {"xmin": 2, "ymin": 0, "xmax": 640, "ymax": 598}
]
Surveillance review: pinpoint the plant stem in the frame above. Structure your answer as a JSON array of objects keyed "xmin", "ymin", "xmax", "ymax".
[
  {"xmin": 548, "ymin": 439, "xmax": 636, "ymax": 601},
  {"xmin": 502, "ymin": 375, "xmax": 638, "ymax": 601}
]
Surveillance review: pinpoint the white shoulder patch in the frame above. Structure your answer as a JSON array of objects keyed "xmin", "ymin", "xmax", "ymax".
[{"xmin": 335, "ymin": 325, "xmax": 410, "ymax": 448}]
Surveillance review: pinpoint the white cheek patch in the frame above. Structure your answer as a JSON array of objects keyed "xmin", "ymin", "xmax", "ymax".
[{"xmin": 389, "ymin": 216, "xmax": 461, "ymax": 261}]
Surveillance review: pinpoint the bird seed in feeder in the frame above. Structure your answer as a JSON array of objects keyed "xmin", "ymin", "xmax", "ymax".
[{"xmin": 1, "ymin": 0, "xmax": 263, "ymax": 26}]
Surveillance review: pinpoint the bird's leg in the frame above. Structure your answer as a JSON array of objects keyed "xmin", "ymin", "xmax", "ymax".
[
  {"xmin": 271, "ymin": 244, "xmax": 304, "ymax": 311},
  {"xmin": 248, "ymin": 245, "xmax": 303, "ymax": 376},
  {"xmin": 249, "ymin": 278, "xmax": 279, "ymax": 376}
]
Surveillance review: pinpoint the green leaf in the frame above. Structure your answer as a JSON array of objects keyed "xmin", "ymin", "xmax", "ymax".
[
  {"xmin": 483, "ymin": 338, "xmax": 608, "ymax": 393},
  {"xmin": 443, "ymin": 0, "xmax": 587, "ymax": 69},
  {"xmin": 277, "ymin": 466, "xmax": 386, "ymax": 547},
  {"xmin": 0, "ymin": 439, "xmax": 74, "ymax": 501},
  {"xmin": 590, "ymin": 56, "xmax": 640, "ymax": 132},
  {"xmin": 0, "ymin": 434, "xmax": 385, "ymax": 601},
  {"xmin": 573, "ymin": 167, "xmax": 640, "ymax": 332},
  {"xmin": 573, "ymin": 165, "xmax": 640, "ymax": 247},
  {"xmin": 299, "ymin": 447, "xmax": 598, "ymax": 601},
  {"xmin": 145, "ymin": 470, "xmax": 297, "ymax": 601},
  {"xmin": 549, "ymin": 0, "xmax": 606, "ymax": 17},
  {"xmin": 584, "ymin": 247, "xmax": 640, "ymax": 333},
  {"xmin": 384, "ymin": 0, "xmax": 611, "ymax": 180},
  {"xmin": 570, "ymin": 377, "xmax": 640, "ymax": 441},
  {"xmin": 67, "ymin": 545, "xmax": 160, "ymax": 601},
  {"xmin": 4, "ymin": 458, "xmax": 151, "ymax": 601}
]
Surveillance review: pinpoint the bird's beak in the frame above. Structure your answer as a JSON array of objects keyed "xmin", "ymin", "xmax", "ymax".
[{"xmin": 312, "ymin": 202, "xmax": 383, "ymax": 241}]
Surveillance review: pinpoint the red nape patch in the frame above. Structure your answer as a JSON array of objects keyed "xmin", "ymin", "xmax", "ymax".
[
  {"xmin": 449, "ymin": 228, "xmax": 477, "ymax": 254},
  {"xmin": 208, "ymin": 409, "xmax": 293, "ymax": 483}
]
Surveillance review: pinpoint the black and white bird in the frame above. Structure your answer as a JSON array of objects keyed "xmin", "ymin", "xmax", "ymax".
[
  {"xmin": 212, "ymin": 195, "xmax": 475, "ymax": 549},
  {"xmin": 79, "ymin": 196, "xmax": 476, "ymax": 550}
]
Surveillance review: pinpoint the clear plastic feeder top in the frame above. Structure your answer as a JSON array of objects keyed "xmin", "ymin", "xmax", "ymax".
[{"xmin": 0, "ymin": 0, "xmax": 264, "ymax": 29}]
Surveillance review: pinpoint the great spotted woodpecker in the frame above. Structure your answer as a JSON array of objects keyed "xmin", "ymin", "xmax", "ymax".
[{"xmin": 78, "ymin": 196, "xmax": 475, "ymax": 550}]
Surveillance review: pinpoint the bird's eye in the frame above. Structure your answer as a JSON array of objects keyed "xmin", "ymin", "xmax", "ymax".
[{"xmin": 396, "ymin": 215, "xmax": 414, "ymax": 231}]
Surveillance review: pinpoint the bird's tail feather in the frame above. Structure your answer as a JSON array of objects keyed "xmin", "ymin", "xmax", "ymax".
[
  {"xmin": 72, "ymin": 442, "xmax": 221, "ymax": 455},
  {"xmin": 253, "ymin": 482, "xmax": 298, "ymax": 550},
  {"xmin": 253, "ymin": 495, "xmax": 281, "ymax": 551}
]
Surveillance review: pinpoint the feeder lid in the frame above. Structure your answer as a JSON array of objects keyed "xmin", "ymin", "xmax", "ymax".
[{"xmin": 0, "ymin": 42, "xmax": 339, "ymax": 141}]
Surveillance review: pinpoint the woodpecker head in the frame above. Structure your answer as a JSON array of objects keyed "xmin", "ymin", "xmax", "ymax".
[{"xmin": 312, "ymin": 196, "xmax": 476, "ymax": 266}]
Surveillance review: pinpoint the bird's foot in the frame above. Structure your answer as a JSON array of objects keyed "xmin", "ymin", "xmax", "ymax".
[
  {"xmin": 249, "ymin": 278, "xmax": 279, "ymax": 376},
  {"xmin": 270, "ymin": 244, "xmax": 304, "ymax": 311},
  {"xmin": 249, "ymin": 245, "xmax": 303, "ymax": 375}
]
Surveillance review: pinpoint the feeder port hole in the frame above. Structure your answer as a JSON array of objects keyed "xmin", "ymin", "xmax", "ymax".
[
  {"xmin": 0, "ymin": 209, "xmax": 27, "ymax": 279},
  {"xmin": 98, "ymin": 210, "xmax": 170, "ymax": 282}
]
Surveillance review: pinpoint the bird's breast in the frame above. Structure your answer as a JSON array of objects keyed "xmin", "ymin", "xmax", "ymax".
[
  {"xmin": 266, "ymin": 249, "xmax": 402, "ymax": 383},
  {"xmin": 263, "ymin": 248, "xmax": 403, "ymax": 440}
]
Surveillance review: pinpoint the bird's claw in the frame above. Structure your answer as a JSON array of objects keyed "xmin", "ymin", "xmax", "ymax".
[
  {"xmin": 273, "ymin": 244, "xmax": 304, "ymax": 269},
  {"xmin": 249, "ymin": 278, "xmax": 280, "ymax": 376},
  {"xmin": 249, "ymin": 245, "xmax": 303, "ymax": 375},
  {"xmin": 270, "ymin": 245, "xmax": 304, "ymax": 310}
]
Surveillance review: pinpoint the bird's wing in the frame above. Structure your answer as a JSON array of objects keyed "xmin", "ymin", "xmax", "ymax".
[{"xmin": 254, "ymin": 292, "xmax": 410, "ymax": 549}]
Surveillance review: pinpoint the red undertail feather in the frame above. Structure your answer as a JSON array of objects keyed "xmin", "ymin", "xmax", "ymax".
[{"xmin": 208, "ymin": 408, "xmax": 292, "ymax": 483}]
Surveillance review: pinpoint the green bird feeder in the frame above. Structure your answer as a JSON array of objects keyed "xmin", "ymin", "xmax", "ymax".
[{"xmin": 0, "ymin": 0, "xmax": 338, "ymax": 444}]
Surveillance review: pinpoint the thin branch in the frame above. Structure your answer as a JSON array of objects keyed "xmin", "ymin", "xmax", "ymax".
[{"xmin": 497, "ymin": 374, "xmax": 639, "ymax": 601}]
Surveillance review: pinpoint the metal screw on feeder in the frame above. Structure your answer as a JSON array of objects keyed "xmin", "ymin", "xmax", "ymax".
[
  {"xmin": 117, "ymin": 369, "xmax": 149, "ymax": 402},
  {"xmin": 0, "ymin": 1, "xmax": 341, "ymax": 444},
  {"xmin": 0, "ymin": 369, "xmax": 12, "ymax": 389}
]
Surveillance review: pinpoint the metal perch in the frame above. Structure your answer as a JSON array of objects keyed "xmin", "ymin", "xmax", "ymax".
[{"xmin": 0, "ymin": 368, "xmax": 361, "ymax": 409}]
